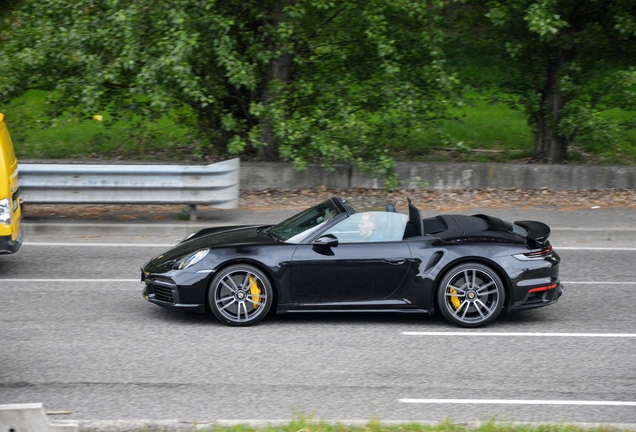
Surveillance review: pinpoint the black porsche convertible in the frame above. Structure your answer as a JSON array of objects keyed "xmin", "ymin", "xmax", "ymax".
[{"xmin": 141, "ymin": 197, "xmax": 562, "ymax": 327}]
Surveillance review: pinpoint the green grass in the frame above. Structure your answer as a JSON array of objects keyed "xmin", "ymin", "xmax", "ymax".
[
  {"xmin": 1, "ymin": 90, "xmax": 197, "ymax": 161},
  {"xmin": 183, "ymin": 418, "xmax": 631, "ymax": 432},
  {"xmin": 2, "ymin": 89, "xmax": 635, "ymax": 164},
  {"xmin": 396, "ymin": 94, "xmax": 535, "ymax": 163},
  {"xmin": 586, "ymin": 108, "xmax": 636, "ymax": 164}
]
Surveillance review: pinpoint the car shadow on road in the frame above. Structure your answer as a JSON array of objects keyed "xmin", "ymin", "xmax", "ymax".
[
  {"xmin": 140, "ymin": 302, "xmax": 557, "ymax": 329},
  {"xmin": 139, "ymin": 303, "xmax": 451, "ymax": 327}
]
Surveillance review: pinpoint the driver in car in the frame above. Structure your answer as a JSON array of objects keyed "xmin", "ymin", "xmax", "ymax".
[{"xmin": 358, "ymin": 213, "xmax": 384, "ymax": 242}]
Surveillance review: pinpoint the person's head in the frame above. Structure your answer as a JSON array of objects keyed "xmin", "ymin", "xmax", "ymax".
[{"xmin": 358, "ymin": 213, "xmax": 379, "ymax": 237}]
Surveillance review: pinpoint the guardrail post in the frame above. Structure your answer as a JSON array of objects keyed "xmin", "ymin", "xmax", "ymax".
[{"xmin": 189, "ymin": 204, "xmax": 197, "ymax": 221}]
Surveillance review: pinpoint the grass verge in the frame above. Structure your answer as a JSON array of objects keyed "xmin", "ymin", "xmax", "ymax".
[{"xmin": 187, "ymin": 418, "xmax": 632, "ymax": 432}]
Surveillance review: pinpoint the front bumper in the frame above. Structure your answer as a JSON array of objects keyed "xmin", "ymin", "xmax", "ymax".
[
  {"xmin": 141, "ymin": 268, "xmax": 210, "ymax": 314},
  {"xmin": 0, "ymin": 229, "xmax": 23, "ymax": 254}
]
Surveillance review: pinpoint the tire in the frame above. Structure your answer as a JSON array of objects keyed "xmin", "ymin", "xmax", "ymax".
[
  {"xmin": 437, "ymin": 262, "xmax": 504, "ymax": 328},
  {"xmin": 208, "ymin": 264, "xmax": 273, "ymax": 326}
]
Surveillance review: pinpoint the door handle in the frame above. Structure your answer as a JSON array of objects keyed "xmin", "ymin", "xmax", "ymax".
[{"xmin": 385, "ymin": 258, "xmax": 406, "ymax": 265}]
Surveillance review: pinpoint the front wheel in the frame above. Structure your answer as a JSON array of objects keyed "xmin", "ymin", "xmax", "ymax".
[
  {"xmin": 208, "ymin": 264, "xmax": 273, "ymax": 326},
  {"xmin": 437, "ymin": 263, "xmax": 505, "ymax": 328}
]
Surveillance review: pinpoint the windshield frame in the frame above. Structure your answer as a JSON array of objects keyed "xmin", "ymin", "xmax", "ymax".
[{"xmin": 267, "ymin": 198, "xmax": 349, "ymax": 244}]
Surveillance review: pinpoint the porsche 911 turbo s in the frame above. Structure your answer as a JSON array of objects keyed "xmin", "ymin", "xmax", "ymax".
[{"xmin": 141, "ymin": 197, "xmax": 562, "ymax": 327}]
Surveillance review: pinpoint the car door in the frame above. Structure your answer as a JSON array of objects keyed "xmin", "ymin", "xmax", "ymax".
[{"xmin": 289, "ymin": 212, "xmax": 412, "ymax": 304}]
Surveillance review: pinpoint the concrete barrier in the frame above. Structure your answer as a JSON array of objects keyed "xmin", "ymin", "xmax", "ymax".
[
  {"xmin": 0, "ymin": 403, "xmax": 78, "ymax": 432},
  {"xmin": 240, "ymin": 162, "xmax": 636, "ymax": 190}
]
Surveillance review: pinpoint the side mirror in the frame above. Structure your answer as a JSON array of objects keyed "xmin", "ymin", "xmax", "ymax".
[{"xmin": 313, "ymin": 234, "xmax": 339, "ymax": 248}]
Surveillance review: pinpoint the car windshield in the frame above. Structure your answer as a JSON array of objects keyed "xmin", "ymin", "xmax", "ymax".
[{"xmin": 267, "ymin": 199, "xmax": 342, "ymax": 243}]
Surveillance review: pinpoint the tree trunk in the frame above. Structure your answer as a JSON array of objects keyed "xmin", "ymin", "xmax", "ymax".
[
  {"xmin": 533, "ymin": 50, "xmax": 568, "ymax": 163},
  {"xmin": 533, "ymin": 111, "xmax": 568, "ymax": 163},
  {"xmin": 259, "ymin": 0, "xmax": 293, "ymax": 161}
]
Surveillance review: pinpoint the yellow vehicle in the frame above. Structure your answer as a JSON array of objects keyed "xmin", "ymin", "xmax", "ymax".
[{"xmin": 0, "ymin": 112, "xmax": 22, "ymax": 254}]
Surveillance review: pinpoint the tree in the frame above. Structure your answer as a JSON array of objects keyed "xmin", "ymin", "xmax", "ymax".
[
  {"xmin": 0, "ymin": 0, "xmax": 458, "ymax": 184},
  {"xmin": 449, "ymin": 0, "xmax": 636, "ymax": 163}
]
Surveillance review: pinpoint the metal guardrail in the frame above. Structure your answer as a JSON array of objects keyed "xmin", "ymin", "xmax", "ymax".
[{"xmin": 18, "ymin": 158, "xmax": 240, "ymax": 220}]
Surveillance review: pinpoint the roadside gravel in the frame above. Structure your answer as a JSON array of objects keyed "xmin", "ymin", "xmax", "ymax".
[
  {"xmin": 239, "ymin": 187, "xmax": 636, "ymax": 211},
  {"xmin": 21, "ymin": 187, "xmax": 636, "ymax": 222}
]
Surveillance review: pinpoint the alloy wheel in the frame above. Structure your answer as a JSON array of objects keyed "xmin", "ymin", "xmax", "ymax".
[
  {"xmin": 209, "ymin": 265, "xmax": 272, "ymax": 326},
  {"xmin": 438, "ymin": 263, "xmax": 504, "ymax": 328}
]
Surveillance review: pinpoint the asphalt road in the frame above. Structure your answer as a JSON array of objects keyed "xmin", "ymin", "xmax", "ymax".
[{"xmin": 1, "ymin": 211, "xmax": 635, "ymax": 427}]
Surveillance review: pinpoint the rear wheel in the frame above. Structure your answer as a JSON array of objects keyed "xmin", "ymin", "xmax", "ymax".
[
  {"xmin": 437, "ymin": 262, "xmax": 504, "ymax": 328},
  {"xmin": 208, "ymin": 264, "xmax": 273, "ymax": 326}
]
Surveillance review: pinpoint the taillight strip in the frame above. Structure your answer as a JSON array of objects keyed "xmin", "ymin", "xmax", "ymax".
[
  {"xmin": 525, "ymin": 246, "xmax": 553, "ymax": 257},
  {"xmin": 528, "ymin": 283, "xmax": 558, "ymax": 293}
]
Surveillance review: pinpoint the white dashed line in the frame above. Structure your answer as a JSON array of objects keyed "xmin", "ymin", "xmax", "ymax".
[
  {"xmin": 24, "ymin": 242, "xmax": 174, "ymax": 247},
  {"xmin": 0, "ymin": 279, "xmax": 138, "ymax": 282},
  {"xmin": 562, "ymin": 281, "xmax": 636, "ymax": 285},
  {"xmin": 399, "ymin": 399, "xmax": 636, "ymax": 406},
  {"xmin": 402, "ymin": 332, "xmax": 636, "ymax": 337},
  {"xmin": 556, "ymin": 247, "xmax": 636, "ymax": 251}
]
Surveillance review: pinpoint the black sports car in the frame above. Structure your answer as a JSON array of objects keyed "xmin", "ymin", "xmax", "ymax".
[{"xmin": 141, "ymin": 197, "xmax": 562, "ymax": 327}]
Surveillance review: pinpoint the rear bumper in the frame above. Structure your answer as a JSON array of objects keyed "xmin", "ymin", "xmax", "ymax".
[
  {"xmin": 0, "ymin": 229, "xmax": 23, "ymax": 254},
  {"xmin": 511, "ymin": 282, "xmax": 564, "ymax": 311}
]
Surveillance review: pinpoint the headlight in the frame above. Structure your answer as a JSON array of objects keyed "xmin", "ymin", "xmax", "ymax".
[
  {"xmin": 175, "ymin": 249, "xmax": 210, "ymax": 270},
  {"xmin": 0, "ymin": 198, "xmax": 11, "ymax": 225}
]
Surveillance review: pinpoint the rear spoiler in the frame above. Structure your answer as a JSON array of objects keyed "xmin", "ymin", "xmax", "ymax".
[
  {"xmin": 514, "ymin": 220, "xmax": 551, "ymax": 242},
  {"xmin": 473, "ymin": 214, "xmax": 551, "ymax": 243}
]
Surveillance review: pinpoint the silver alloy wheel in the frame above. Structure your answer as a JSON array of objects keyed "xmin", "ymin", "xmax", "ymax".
[
  {"xmin": 209, "ymin": 265, "xmax": 272, "ymax": 326},
  {"xmin": 438, "ymin": 263, "xmax": 504, "ymax": 327}
]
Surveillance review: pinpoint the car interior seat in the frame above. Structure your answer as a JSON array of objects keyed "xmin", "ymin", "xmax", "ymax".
[
  {"xmin": 404, "ymin": 198, "xmax": 424, "ymax": 238},
  {"xmin": 385, "ymin": 203, "xmax": 397, "ymax": 212}
]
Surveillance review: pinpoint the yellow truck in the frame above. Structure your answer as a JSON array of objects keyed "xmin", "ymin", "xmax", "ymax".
[{"xmin": 0, "ymin": 112, "xmax": 22, "ymax": 254}]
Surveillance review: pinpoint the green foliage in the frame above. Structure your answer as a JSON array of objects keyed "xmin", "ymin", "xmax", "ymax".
[
  {"xmin": 3, "ymin": 0, "xmax": 634, "ymax": 171},
  {"xmin": 0, "ymin": 0, "xmax": 459, "ymax": 184},
  {"xmin": 448, "ymin": 0, "xmax": 636, "ymax": 162}
]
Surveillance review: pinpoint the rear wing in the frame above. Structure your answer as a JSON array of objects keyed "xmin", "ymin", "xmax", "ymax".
[
  {"xmin": 514, "ymin": 220, "xmax": 551, "ymax": 242},
  {"xmin": 473, "ymin": 214, "xmax": 551, "ymax": 244}
]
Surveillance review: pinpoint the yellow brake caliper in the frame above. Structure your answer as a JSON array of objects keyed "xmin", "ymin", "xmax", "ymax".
[
  {"xmin": 449, "ymin": 287, "xmax": 461, "ymax": 310},
  {"xmin": 248, "ymin": 276, "xmax": 262, "ymax": 308}
]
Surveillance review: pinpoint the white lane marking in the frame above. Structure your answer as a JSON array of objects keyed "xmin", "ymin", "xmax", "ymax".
[
  {"xmin": 21, "ymin": 243, "xmax": 636, "ymax": 251},
  {"xmin": 399, "ymin": 399, "xmax": 636, "ymax": 406},
  {"xmin": 2, "ymin": 279, "xmax": 634, "ymax": 286},
  {"xmin": 557, "ymin": 247, "xmax": 636, "ymax": 251},
  {"xmin": 562, "ymin": 281, "xmax": 636, "ymax": 285},
  {"xmin": 3, "ymin": 279, "xmax": 633, "ymax": 287},
  {"xmin": 0, "ymin": 279, "xmax": 138, "ymax": 282},
  {"xmin": 402, "ymin": 332, "xmax": 636, "ymax": 337},
  {"xmin": 24, "ymin": 242, "xmax": 175, "ymax": 247}
]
